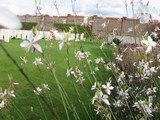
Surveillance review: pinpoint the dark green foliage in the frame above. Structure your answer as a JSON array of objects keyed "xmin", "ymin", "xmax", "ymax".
[
  {"xmin": 113, "ymin": 37, "xmax": 121, "ymax": 45},
  {"xmin": 54, "ymin": 23, "xmax": 93, "ymax": 38},
  {"xmin": 21, "ymin": 22, "xmax": 37, "ymax": 30}
]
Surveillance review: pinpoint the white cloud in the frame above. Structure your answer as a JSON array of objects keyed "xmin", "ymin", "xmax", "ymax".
[
  {"xmin": 74, "ymin": 0, "xmax": 126, "ymax": 17},
  {"xmin": 0, "ymin": 0, "xmax": 159, "ymax": 18}
]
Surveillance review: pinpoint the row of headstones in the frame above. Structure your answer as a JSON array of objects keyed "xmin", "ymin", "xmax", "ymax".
[
  {"xmin": 0, "ymin": 29, "xmax": 85, "ymax": 42},
  {"xmin": 108, "ymin": 35, "xmax": 142, "ymax": 44}
]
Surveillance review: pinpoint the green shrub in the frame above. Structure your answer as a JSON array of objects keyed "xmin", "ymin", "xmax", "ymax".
[
  {"xmin": 54, "ymin": 23, "xmax": 92, "ymax": 38},
  {"xmin": 113, "ymin": 37, "xmax": 121, "ymax": 45},
  {"xmin": 21, "ymin": 22, "xmax": 37, "ymax": 30}
]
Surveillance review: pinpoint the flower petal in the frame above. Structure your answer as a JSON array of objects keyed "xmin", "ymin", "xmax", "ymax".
[
  {"xmin": 146, "ymin": 46, "xmax": 152, "ymax": 53},
  {"xmin": 33, "ymin": 34, "xmax": 43, "ymax": 43},
  {"xmin": 20, "ymin": 40, "xmax": 30, "ymax": 47},
  {"xmin": 33, "ymin": 43, "xmax": 43, "ymax": 53},
  {"xmin": 20, "ymin": 40, "xmax": 31, "ymax": 52},
  {"xmin": 59, "ymin": 42, "xmax": 64, "ymax": 50}
]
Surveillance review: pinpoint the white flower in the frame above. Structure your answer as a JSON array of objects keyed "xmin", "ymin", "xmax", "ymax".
[
  {"xmin": 33, "ymin": 58, "xmax": 43, "ymax": 66},
  {"xmin": 66, "ymin": 68, "xmax": 73, "ymax": 77},
  {"xmin": 133, "ymin": 102, "xmax": 141, "ymax": 110},
  {"xmin": 92, "ymin": 90, "xmax": 103, "ymax": 104},
  {"xmin": 52, "ymin": 30, "xmax": 64, "ymax": 40},
  {"xmin": 34, "ymin": 87, "xmax": 42, "ymax": 95},
  {"xmin": 69, "ymin": 27, "xmax": 74, "ymax": 32},
  {"xmin": 100, "ymin": 42, "xmax": 107, "ymax": 49},
  {"xmin": 10, "ymin": 90, "xmax": 16, "ymax": 98},
  {"xmin": 95, "ymin": 58, "xmax": 105, "ymax": 64},
  {"xmin": 94, "ymin": 67, "xmax": 99, "ymax": 71},
  {"xmin": 157, "ymin": 53, "xmax": 160, "ymax": 62},
  {"xmin": 75, "ymin": 51, "xmax": 90, "ymax": 61},
  {"xmin": 101, "ymin": 22, "xmax": 106, "ymax": 28},
  {"xmin": 0, "ymin": 90, "xmax": 7, "ymax": 99},
  {"xmin": 0, "ymin": 100, "xmax": 5, "ymax": 109},
  {"xmin": 92, "ymin": 90, "xmax": 110, "ymax": 105},
  {"xmin": 147, "ymin": 87, "xmax": 157, "ymax": 95},
  {"xmin": 136, "ymin": 2, "xmax": 160, "ymax": 23},
  {"xmin": 0, "ymin": 6, "xmax": 21, "ymax": 29},
  {"xmin": 81, "ymin": 16, "xmax": 89, "ymax": 26},
  {"xmin": 90, "ymin": 71, "xmax": 95, "ymax": 75},
  {"xmin": 76, "ymin": 76, "xmax": 85, "ymax": 84},
  {"xmin": 114, "ymin": 100, "xmax": 123, "ymax": 107},
  {"xmin": 52, "ymin": 30, "xmax": 73, "ymax": 50},
  {"xmin": 102, "ymin": 94, "xmax": 110, "ymax": 105},
  {"xmin": 91, "ymin": 82, "xmax": 97, "ymax": 90},
  {"xmin": 136, "ymin": 2, "xmax": 151, "ymax": 23},
  {"xmin": 141, "ymin": 36, "xmax": 156, "ymax": 54},
  {"xmin": 20, "ymin": 56, "xmax": 27, "ymax": 65},
  {"xmin": 128, "ymin": 27, "xmax": 133, "ymax": 32},
  {"xmin": 111, "ymin": 42, "xmax": 117, "ymax": 48},
  {"xmin": 115, "ymin": 54, "xmax": 123, "ymax": 61},
  {"xmin": 102, "ymin": 82, "xmax": 114, "ymax": 95},
  {"xmin": 149, "ymin": 67, "xmax": 157, "ymax": 74},
  {"xmin": 118, "ymin": 89, "xmax": 129, "ymax": 99},
  {"xmin": 43, "ymin": 84, "xmax": 50, "ymax": 90},
  {"xmin": 59, "ymin": 41, "xmax": 65, "ymax": 50},
  {"xmin": 20, "ymin": 34, "xmax": 43, "ymax": 53}
]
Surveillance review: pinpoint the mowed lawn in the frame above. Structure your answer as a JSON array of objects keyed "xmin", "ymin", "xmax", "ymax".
[{"xmin": 0, "ymin": 39, "xmax": 114, "ymax": 120}]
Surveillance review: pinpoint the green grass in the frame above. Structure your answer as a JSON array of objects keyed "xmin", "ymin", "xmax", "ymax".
[{"xmin": 0, "ymin": 39, "xmax": 114, "ymax": 120}]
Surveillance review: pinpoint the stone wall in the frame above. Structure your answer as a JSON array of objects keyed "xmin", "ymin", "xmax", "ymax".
[{"xmin": 18, "ymin": 14, "xmax": 151, "ymax": 38}]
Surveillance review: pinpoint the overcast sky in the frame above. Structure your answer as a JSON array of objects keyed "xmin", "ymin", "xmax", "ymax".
[{"xmin": 0, "ymin": 0, "xmax": 160, "ymax": 18}]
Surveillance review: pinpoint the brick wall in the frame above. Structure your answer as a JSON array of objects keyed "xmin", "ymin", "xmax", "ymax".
[{"xmin": 18, "ymin": 14, "xmax": 151, "ymax": 38}]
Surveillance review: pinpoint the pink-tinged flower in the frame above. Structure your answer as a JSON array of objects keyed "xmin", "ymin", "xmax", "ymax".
[
  {"xmin": 141, "ymin": 36, "xmax": 156, "ymax": 54},
  {"xmin": 33, "ymin": 58, "xmax": 43, "ymax": 66},
  {"xmin": 102, "ymin": 82, "xmax": 114, "ymax": 95},
  {"xmin": 20, "ymin": 34, "xmax": 43, "ymax": 53},
  {"xmin": 75, "ymin": 51, "xmax": 90, "ymax": 61},
  {"xmin": 0, "ymin": 6, "xmax": 21, "ymax": 29},
  {"xmin": 66, "ymin": 68, "xmax": 74, "ymax": 77},
  {"xmin": 149, "ymin": 67, "xmax": 157, "ymax": 74},
  {"xmin": 112, "ymin": 28, "xmax": 118, "ymax": 36},
  {"xmin": 95, "ymin": 58, "xmax": 105, "ymax": 64},
  {"xmin": 92, "ymin": 90, "xmax": 110, "ymax": 105},
  {"xmin": 133, "ymin": 101, "xmax": 153, "ymax": 116},
  {"xmin": 128, "ymin": 27, "xmax": 133, "ymax": 32}
]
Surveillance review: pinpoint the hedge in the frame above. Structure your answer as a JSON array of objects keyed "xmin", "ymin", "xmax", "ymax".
[
  {"xmin": 54, "ymin": 23, "xmax": 93, "ymax": 38},
  {"xmin": 21, "ymin": 22, "xmax": 37, "ymax": 30}
]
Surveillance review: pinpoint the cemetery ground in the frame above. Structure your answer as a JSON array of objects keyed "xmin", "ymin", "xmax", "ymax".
[{"xmin": 0, "ymin": 39, "xmax": 114, "ymax": 120}]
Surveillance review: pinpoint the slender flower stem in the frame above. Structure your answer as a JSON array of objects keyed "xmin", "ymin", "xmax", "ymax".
[{"xmin": 0, "ymin": 43, "xmax": 59, "ymax": 119}]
